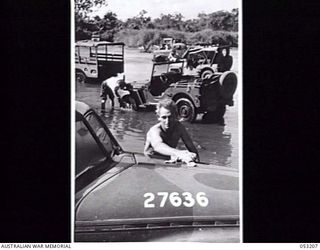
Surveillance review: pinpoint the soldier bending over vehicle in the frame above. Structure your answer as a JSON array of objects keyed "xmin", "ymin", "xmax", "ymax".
[
  {"xmin": 144, "ymin": 98, "xmax": 199, "ymax": 164},
  {"xmin": 114, "ymin": 79, "xmax": 134, "ymax": 108},
  {"xmin": 100, "ymin": 79, "xmax": 115, "ymax": 110}
]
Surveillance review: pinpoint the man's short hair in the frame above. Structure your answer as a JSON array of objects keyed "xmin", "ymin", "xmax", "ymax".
[{"xmin": 156, "ymin": 98, "xmax": 178, "ymax": 116}]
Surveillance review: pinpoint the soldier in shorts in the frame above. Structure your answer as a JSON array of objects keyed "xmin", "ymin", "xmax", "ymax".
[{"xmin": 100, "ymin": 79, "xmax": 115, "ymax": 110}]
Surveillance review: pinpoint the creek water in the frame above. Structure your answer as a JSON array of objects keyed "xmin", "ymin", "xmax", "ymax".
[{"xmin": 76, "ymin": 48, "xmax": 239, "ymax": 168}]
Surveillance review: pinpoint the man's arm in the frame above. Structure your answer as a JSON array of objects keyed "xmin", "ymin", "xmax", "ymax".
[
  {"xmin": 147, "ymin": 126, "xmax": 197, "ymax": 162},
  {"xmin": 114, "ymin": 86, "xmax": 120, "ymax": 97},
  {"xmin": 143, "ymin": 136, "xmax": 152, "ymax": 155},
  {"xmin": 180, "ymin": 124, "xmax": 200, "ymax": 161},
  {"xmin": 147, "ymin": 128, "xmax": 181, "ymax": 157},
  {"xmin": 100, "ymin": 82, "xmax": 105, "ymax": 97}
]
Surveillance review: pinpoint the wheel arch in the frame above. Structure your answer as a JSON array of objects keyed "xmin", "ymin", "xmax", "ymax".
[
  {"xmin": 199, "ymin": 67, "xmax": 214, "ymax": 79},
  {"xmin": 172, "ymin": 93, "xmax": 197, "ymax": 107},
  {"xmin": 200, "ymin": 67, "xmax": 214, "ymax": 74},
  {"xmin": 75, "ymin": 69, "xmax": 87, "ymax": 84},
  {"xmin": 76, "ymin": 68, "xmax": 86, "ymax": 76}
]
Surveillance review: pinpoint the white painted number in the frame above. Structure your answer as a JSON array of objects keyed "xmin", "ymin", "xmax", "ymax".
[
  {"xmin": 157, "ymin": 192, "xmax": 169, "ymax": 207},
  {"xmin": 143, "ymin": 192, "xmax": 209, "ymax": 208},
  {"xmin": 196, "ymin": 192, "xmax": 209, "ymax": 207},
  {"xmin": 143, "ymin": 192, "xmax": 155, "ymax": 208},
  {"xmin": 182, "ymin": 192, "xmax": 196, "ymax": 207},
  {"xmin": 169, "ymin": 192, "xmax": 182, "ymax": 207}
]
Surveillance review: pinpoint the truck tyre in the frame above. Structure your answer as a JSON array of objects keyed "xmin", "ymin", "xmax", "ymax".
[
  {"xmin": 202, "ymin": 105, "xmax": 226, "ymax": 124},
  {"xmin": 176, "ymin": 98, "xmax": 197, "ymax": 122},
  {"xmin": 76, "ymin": 71, "xmax": 86, "ymax": 84},
  {"xmin": 200, "ymin": 69, "xmax": 214, "ymax": 80}
]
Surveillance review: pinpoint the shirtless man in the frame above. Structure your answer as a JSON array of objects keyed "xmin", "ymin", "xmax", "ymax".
[
  {"xmin": 100, "ymin": 79, "xmax": 115, "ymax": 110},
  {"xmin": 144, "ymin": 98, "xmax": 199, "ymax": 164}
]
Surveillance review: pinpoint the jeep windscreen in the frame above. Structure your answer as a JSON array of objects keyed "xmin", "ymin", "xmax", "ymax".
[
  {"xmin": 149, "ymin": 62, "xmax": 185, "ymax": 96},
  {"xmin": 85, "ymin": 111, "xmax": 120, "ymax": 157},
  {"xmin": 76, "ymin": 110, "xmax": 120, "ymax": 176},
  {"xmin": 152, "ymin": 61, "xmax": 184, "ymax": 77}
]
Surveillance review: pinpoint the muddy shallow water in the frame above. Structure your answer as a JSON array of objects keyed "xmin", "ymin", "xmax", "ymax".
[{"xmin": 76, "ymin": 48, "xmax": 239, "ymax": 168}]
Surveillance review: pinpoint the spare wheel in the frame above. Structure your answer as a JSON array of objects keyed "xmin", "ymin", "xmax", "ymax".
[{"xmin": 219, "ymin": 71, "xmax": 237, "ymax": 99}]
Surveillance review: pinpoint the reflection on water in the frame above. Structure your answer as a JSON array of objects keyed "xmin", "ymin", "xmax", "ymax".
[
  {"xmin": 187, "ymin": 121, "xmax": 234, "ymax": 168},
  {"xmin": 99, "ymin": 107, "xmax": 236, "ymax": 168},
  {"xmin": 101, "ymin": 108, "xmax": 155, "ymax": 153}
]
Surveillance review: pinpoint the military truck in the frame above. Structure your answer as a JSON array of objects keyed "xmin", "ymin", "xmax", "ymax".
[{"xmin": 75, "ymin": 40, "xmax": 125, "ymax": 84}]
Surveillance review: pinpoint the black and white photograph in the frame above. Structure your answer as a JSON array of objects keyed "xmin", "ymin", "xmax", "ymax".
[
  {"xmin": 74, "ymin": 0, "xmax": 240, "ymax": 242},
  {"xmin": 4, "ymin": 0, "xmax": 320, "ymax": 246}
]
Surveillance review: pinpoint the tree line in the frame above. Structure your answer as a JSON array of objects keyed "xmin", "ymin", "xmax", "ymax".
[{"xmin": 75, "ymin": 0, "xmax": 238, "ymax": 47}]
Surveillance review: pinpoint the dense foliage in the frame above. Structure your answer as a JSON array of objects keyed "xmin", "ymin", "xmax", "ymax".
[
  {"xmin": 114, "ymin": 29, "xmax": 238, "ymax": 49},
  {"xmin": 75, "ymin": 0, "xmax": 238, "ymax": 47}
]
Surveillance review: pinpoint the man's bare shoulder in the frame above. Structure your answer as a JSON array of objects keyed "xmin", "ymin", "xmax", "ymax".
[
  {"xmin": 147, "ymin": 123, "xmax": 161, "ymax": 135},
  {"xmin": 146, "ymin": 123, "xmax": 164, "ymax": 145}
]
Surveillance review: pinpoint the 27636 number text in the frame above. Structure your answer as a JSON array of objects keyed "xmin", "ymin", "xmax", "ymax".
[{"xmin": 143, "ymin": 192, "xmax": 209, "ymax": 208}]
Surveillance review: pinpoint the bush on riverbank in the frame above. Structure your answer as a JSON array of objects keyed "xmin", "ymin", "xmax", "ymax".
[
  {"xmin": 114, "ymin": 29, "xmax": 238, "ymax": 49},
  {"xmin": 189, "ymin": 29, "xmax": 238, "ymax": 46}
]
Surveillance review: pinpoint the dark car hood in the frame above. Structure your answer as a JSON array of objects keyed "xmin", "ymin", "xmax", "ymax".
[{"xmin": 76, "ymin": 154, "xmax": 239, "ymax": 224}]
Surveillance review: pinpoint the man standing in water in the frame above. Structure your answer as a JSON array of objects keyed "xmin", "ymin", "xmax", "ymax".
[
  {"xmin": 144, "ymin": 98, "xmax": 199, "ymax": 164},
  {"xmin": 100, "ymin": 79, "xmax": 115, "ymax": 110}
]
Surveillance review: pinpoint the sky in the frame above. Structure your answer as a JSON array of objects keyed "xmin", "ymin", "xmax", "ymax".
[{"xmin": 89, "ymin": 0, "xmax": 239, "ymax": 21}]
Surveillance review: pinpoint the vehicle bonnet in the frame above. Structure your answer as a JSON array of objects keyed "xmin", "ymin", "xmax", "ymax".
[{"xmin": 76, "ymin": 155, "xmax": 239, "ymax": 225}]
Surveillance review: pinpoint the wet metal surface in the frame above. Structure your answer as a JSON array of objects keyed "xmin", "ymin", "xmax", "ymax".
[{"xmin": 76, "ymin": 48, "xmax": 239, "ymax": 168}]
